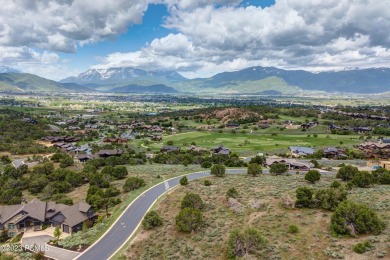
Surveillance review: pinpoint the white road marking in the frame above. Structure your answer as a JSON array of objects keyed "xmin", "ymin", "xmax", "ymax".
[{"xmin": 164, "ymin": 181, "xmax": 169, "ymax": 190}]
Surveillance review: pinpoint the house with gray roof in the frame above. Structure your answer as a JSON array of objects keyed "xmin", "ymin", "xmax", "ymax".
[
  {"xmin": 289, "ymin": 146, "xmax": 315, "ymax": 157},
  {"xmin": 210, "ymin": 145, "xmax": 231, "ymax": 155},
  {"xmin": 161, "ymin": 146, "xmax": 181, "ymax": 153},
  {"xmin": 97, "ymin": 149, "xmax": 124, "ymax": 158},
  {"xmin": 265, "ymin": 157, "xmax": 313, "ymax": 171},
  {"xmin": 0, "ymin": 199, "xmax": 95, "ymax": 237}
]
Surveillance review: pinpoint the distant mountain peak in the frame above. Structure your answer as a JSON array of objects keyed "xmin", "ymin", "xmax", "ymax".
[
  {"xmin": 0, "ymin": 66, "xmax": 20, "ymax": 73},
  {"xmin": 61, "ymin": 67, "xmax": 187, "ymax": 85}
]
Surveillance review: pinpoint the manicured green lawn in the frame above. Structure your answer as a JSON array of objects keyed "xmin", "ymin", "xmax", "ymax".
[{"xmin": 147, "ymin": 131, "xmax": 363, "ymax": 156}]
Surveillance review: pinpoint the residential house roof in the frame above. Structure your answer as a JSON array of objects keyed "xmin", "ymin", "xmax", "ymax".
[
  {"xmin": 60, "ymin": 204, "xmax": 92, "ymax": 227},
  {"xmin": 0, "ymin": 199, "xmax": 93, "ymax": 228},
  {"xmin": 78, "ymin": 202, "xmax": 91, "ymax": 213},
  {"xmin": 323, "ymin": 147, "xmax": 339, "ymax": 153},
  {"xmin": 210, "ymin": 145, "xmax": 231, "ymax": 155},
  {"xmin": 161, "ymin": 146, "xmax": 180, "ymax": 152},
  {"xmin": 289, "ymin": 146, "xmax": 315, "ymax": 155},
  {"xmin": 0, "ymin": 199, "xmax": 66, "ymax": 224},
  {"xmin": 97, "ymin": 149, "xmax": 124, "ymax": 156}
]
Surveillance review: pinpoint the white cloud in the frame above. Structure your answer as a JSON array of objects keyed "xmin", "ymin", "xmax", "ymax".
[
  {"xmin": 162, "ymin": 0, "xmax": 241, "ymax": 9},
  {"xmin": 94, "ymin": 0, "xmax": 390, "ymax": 77},
  {"xmin": 0, "ymin": 0, "xmax": 152, "ymax": 52},
  {"xmin": 0, "ymin": 46, "xmax": 73, "ymax": 80},
  {"xmin": 1, "ymin": 0, "xmax": 390, "ymax": 79},
  {"xmin": 0, "ymin": 0, "xmax": 157, "ymax": 79}
]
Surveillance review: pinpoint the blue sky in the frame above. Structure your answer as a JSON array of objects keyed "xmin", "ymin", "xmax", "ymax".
[
  {"xmin": 0, "ymin": 0, "xmax": 389, "ymax": 80},
  {"xmin": 60, "ymin": 4, "xmax": 173, "ymax": 70}
]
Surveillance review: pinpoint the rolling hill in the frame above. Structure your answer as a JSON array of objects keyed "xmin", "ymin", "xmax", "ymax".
[
  {"xmin": 61, "ymin": 66, "xmax": 390, "ymax": 94},
  {"xmin": 191, "ymin": 66, "xmax": 390, "ymax": 94},
  {"xmin": 1, "ymin": 66, "xmax": 389, "ymax": 94},
  {"xmin": 0, "ymin": 73, "xmax": 92, "ymax": 93},
  {"xmin": 61, "ymin": 67, "xmax": 187, "ymax": 86}
]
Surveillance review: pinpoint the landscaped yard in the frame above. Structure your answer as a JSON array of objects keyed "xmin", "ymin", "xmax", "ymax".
[{"xmin": 121, "ymin": 173, "xmax": 390, "ymax": 259}]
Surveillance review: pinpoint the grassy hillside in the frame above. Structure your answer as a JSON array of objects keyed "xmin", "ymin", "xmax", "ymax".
[
  {"xmin": 173, "ymin": 76, "xmax": 302, "ymax": 94},
  {"xmin": 0, "ymin": 81, "xmax": 23, "ymax": 92},
  {"xmin": 0, "ymin": 73, "xmax": 70, "ymax": 92}
]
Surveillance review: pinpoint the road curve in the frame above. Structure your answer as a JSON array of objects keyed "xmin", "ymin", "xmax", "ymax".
[
  {"xmin": 75, "ymin": 169, "xmax": 246, "ymax": 260},
  {"xmin": 75, "ymin": 168, "xmax": 335, "ymax": 260}
]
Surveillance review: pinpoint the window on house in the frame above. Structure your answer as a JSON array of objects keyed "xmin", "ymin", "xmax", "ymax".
[{"xmin": 8, "ymin": 224, "xmax": 15, "ymax": 229}]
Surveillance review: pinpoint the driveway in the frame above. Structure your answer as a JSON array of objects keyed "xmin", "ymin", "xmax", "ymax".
[
  {"xmin": 22, "ymin": 234, "xmax": 80, "ymax": 260},
  {"xmin": 12, "ymin": 158, "xmax": 39, "ymax": 168}
]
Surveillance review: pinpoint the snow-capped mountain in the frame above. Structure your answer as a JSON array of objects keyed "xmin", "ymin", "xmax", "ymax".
[
  {"xmin": 60, "ymin": 67, "xmax": 187, "ymax": 85},
  {"xmin": 0, "ymin": 66, "xmax": 20, "ymax": 73}
]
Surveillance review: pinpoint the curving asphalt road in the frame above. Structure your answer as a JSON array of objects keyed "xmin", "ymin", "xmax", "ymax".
[
  {"xmin": 75, "ymin": 168, "xmax": 335, "ymax": 260},
  {"xmin": 75, "ymin": 169, "xmax": 246, "ymax": 260}
]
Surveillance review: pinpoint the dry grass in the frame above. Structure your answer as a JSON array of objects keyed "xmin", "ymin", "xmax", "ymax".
[{"xmin": 124, "ymin": 173, "xmax": 390, "ymax": 260}]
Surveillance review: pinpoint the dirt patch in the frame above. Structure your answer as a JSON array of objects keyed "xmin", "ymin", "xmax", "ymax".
[
  {"xmin": 201, "ymin": 108, "xmax": 262, "ymax": 123},
  {"xmin": 125, "ymin": 174, "xmax": 390, "ymax": 260},
  {"xmin": 227, "ymin": 198, "xmax": 244, "ymax": 213}
]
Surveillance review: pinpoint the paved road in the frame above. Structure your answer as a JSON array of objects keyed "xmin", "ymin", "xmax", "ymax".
[
  {"xmin": 76, "ymin": 168, "xmax": 335, "ymax": 260},
  {"xmin": 76, "ymin": 169, "xmax": 246, "ymax": 260},
  {"xmin": 22, "ymin": 235, "xmax": 80, "ymax": 260}
]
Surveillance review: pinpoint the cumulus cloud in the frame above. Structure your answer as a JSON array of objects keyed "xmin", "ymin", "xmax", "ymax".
[
  {"xmin": 0, "ymin": 0, "xmax": 159, "ymax": 79},
  {"xmin": 162, "ymin": 0, "xmax": 241, "ymax": 10},
  {"xmin": 94, "ymin": 0, "xmax": 390, "ymax": 77},
  {"xmin": 0, "ymin": 46, "xmax": 72, "ymax": 79},
  {"xmin": 1, "ymin": 0, "xmax": 390, "ymax": 79},
  {"xmin": 0, "ymin": 0, "xmax": 152, "ymax": 52},
  {"xmin": 0, "ymin": 0, "xmax": 239, "ymax": 53}
]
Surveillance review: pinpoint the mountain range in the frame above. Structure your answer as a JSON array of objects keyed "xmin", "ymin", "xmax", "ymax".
[{"xmin": 0, "ymin": 66, "xmax": 389, "ymax": 94}]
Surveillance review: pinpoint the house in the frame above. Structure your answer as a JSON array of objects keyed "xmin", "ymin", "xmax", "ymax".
[
  {"xmin": 0, "ymin": 199, "xmax": 95, "ymax": 237},
  {"xmin": 103, "ymin": 138, "xmax": 128, "ymax": 144},
  {"xmin": 357, "ymin": 142, "xmax": 390, "ymax": 158},
  {"xmin": 323, "ymin": 147, "xmax": 347, "ymax": 159},
  {"xmin": 85, "ymin": 124, "xmax": 99, "ymax": 130},
  {"xmin": 289, "ymin": 146, "xmax": 315, "ymax": 157},
  {"xmin": 22, "ymin": 118, "xmax": 38, "ymax": 124},
  {"xmin": 380, "ymin": 139, "xmax": 390, "ymax": 144},
  {"xmin": 77, "ymin": 154, "xmax": 92, "ymax": 163},
  {"xmin": 74, "ymin": 144, "xmax": 92, "ymax": 155},
  {"xmin": 225, "ymin": 123, "xmax": 240, "ymax": 128},
  {"xmin": 210, "ymin": 145, "xmax": 231, "ymax": 155},
  {"xmin": 97, "ymin": 149, "xmax": 124, "ymax": 158},
  {"xmin": 328, "ymin": 124, "xmax": 341, "ymax": 131},
  {"xmin": 121, "ymin": 132, "xmax": 135, "ymax": 140},
  {"xmin": 151, "ymin": 135, "xmax": 162, "ymax": 141},
  {"xmin": 301, "ymin": 122, "xmax": 318, "ymax": 129},
  {"xmin": 354, "ymin": 127, "xmax": 372, "ymax": 134},
  {"xmin": 265, "ymin": 157, "xmax": 313, "ymax": 171},
  {"xmin": 161, "ymin": 146, "xmax": 181, "ymax": 153},
  {"xmin": 257, "ymin": 124, "xmax": 269, "ymax": 129},
  {"xmin": 42, "ymin": 136, "xmax": 80, "ymax": 144}
]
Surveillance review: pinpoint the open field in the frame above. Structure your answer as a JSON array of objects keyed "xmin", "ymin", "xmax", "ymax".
[
  {"xmin": 123, "ymin": 173, "xmax": 390, "ymax": 259},
  {"xmin": 146, "ymin": 132, "xmax": 363, "ymax": 156}
]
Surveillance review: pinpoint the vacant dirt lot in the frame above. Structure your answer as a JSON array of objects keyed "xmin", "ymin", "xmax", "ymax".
[{"xmin": 125, "ymin": 173, "xmax": 390, "ymax": 259}]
